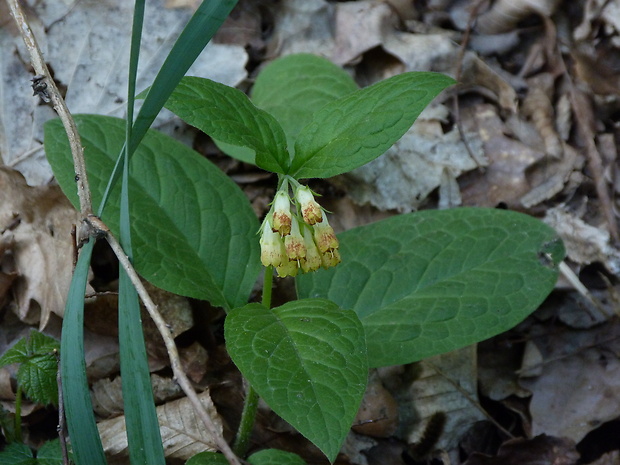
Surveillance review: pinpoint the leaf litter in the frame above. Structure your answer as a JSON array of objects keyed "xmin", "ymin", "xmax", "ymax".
[{"xmin": 2, "ymin": 0, "xmax": 620, "ymax": 463}]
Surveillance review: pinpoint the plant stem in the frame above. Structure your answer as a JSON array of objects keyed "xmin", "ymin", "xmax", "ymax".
[
  {"xmin": 14, "ymin": 386, "xmax": 22, "ymax": 442},
  {"xmin": 232, "ymin": 267, "xmax": 273, "ymax": 457}
]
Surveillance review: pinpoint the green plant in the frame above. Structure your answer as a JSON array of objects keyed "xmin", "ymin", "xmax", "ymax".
[
  {"xmin": 0, "ymin": 331, "xmax": 66, "ymax": 464},
  {"xmin": 37, "ymin": 6, "xmax": 564, "ymax": 465},
  {"xmin": 44, "ymin": 51, "xmax": 564, "ymax": 463}
]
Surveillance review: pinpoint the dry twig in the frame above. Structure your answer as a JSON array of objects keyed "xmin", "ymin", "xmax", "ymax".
[{"xmin": 7, "ymin": 0, "xmax": 92, "ymax": 217}]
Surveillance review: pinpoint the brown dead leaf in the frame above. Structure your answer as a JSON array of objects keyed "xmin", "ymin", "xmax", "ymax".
[
  {"xmin": 98, "ymin": 390, "xmax": 221, "ymax": 461},
  {"xmin": 352, "ymin": 370, "xmax": 399, "ymax": 438},
  {"xmin": 519, "ymin": 318, "xmax": 620, "ymax": 443},
  {"xmin": 463, "ymin": 434, "xmax": 579, "ymax": 465},
  {"xmin": 0, "ymin": 167, "xmax": 80, "ymax": 328},
  {"xmin": 397, "ymin": 346, "xmax": 486, "ymax": 452},
  {"xmin": 543, "ymin": 205, "xmax": 620, "ymax": 276},
  {"xmin": 475, "ymin": 0, "xmax": 562, "ymax": 35},
  {"xmin": 92, "ymin": 373, "xmax": 183, "ymax": 418},
  {"xmin": 460, "ymin": 104, "xmax": 544, "ymax": 208},
  {"xmin": 333, "ymin": 104, "xmax": 485, "ymax": 212}
]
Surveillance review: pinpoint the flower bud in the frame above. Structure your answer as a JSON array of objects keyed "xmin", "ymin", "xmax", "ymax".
[
  {"xmin": 271, "ymin": 190, "xmax": 292, "ymax": 236},
  {"xmin": 260, "ymin": 220, "xmax": 285, "ymax": 267},
  {"xmin": 295, "ymin": 186, "xmax": 323, "ymax": 225}
]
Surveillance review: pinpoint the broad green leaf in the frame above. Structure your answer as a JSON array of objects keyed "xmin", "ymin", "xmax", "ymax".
[
  {"xmin": 60, "ymin": 239, "xmax": 107, "ymax": 465},
  {"xmin": 45, "ymin": 115, "xmax": 260, "ymax": 311},
  {"xmin": 289, "ymin": 72, "xmax": 455, "ymax": 179},
  {"xmin": 0, "ymin": 331, "xmax": 60, "ymax": 406},
  {"xmin": 159, "ymin": 77, "xmax": 290, "ymax": 173},
  {"xmin": 248, "ymin": 449, "xmax": 306, "ymax": 465},
  {"xmin": 225, "ymin": 299, "xmax": 368, "ymax": 462},
  {"xmin": 186, "ymin": 452, "xmax": 229, "ymax": 465},
  {"xmin": 0, "ymin": 442, "xmax": 34, "ymax": 465},
  {"xmin": 297, "ymin": 208, "xmax": 564, "ymax": 368},
  {"xmin": 251, "ymin": 53, "xmax": 358, "ymax": 150}
]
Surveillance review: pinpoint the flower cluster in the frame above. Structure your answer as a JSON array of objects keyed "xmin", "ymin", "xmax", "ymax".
[{"xmin": 260, "ymin": 184, "xmax": 341, "ymax": 277}]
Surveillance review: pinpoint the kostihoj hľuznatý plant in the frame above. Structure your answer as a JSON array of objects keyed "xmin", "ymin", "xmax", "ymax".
[{"xmin": 44, "ymin": 52, "xmax": 565, "ymax": 464}]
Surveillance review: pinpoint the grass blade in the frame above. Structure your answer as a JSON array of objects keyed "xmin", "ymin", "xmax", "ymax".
[
  {"xmin": 118, "ymin": 2, "xmax": 165, "ymax": 462},
  {"xmin": 60, "ymin": 239, "xmax": 107, "ymax": 465},
  {"xmin": 98, "ymin": 0, "xmax": 238, "ymax": 216}
]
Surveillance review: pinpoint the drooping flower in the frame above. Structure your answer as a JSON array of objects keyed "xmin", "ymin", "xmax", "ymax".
[
  {"xmin": 284, "ymin": 217, "xmax": 306, "ymax": 261},
  {"xmin": 300, "ymin": 226, "xmax": 322, "ymax": 273},
  {"xmin": 320, "ymin": 248, "xmax": 341, "ymax": 269},
  {"xmin": 295, "ymin": 185, "xmax": 323, "ymax": 225},
  {"xmin": 271, "ymin": 190, "xmax": 292, "ymax": 236},
  {"xmin": 276, "ymin": 258, "xmax": 299, "ymax": 278},
  {"xmin": 312, "ymin": 211, "xmax": 339, "ymax": 253},
  {"xmin": 259, "ymin": 220, "xmax": 285, "ymax": 267}
]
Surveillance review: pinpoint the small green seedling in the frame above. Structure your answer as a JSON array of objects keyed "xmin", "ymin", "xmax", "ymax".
[
  {"xmin": 44, "ymin": 52, "xmax": 564, "ymax": 464},
  {"xmin": 0, "ymin": 331, "xmax": 65, "ymax": 464}
]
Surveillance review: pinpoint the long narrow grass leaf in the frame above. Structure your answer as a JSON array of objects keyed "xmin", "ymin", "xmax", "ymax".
[
  {"xmin": 118, "ymin": 2, "xmax": 165, "ymax": 459},
  {"xmin": 60, "ymin": 239, "xmax": 106, "ymax": 465},
  {"xmin": 97, "ymin": 0, "xmax": 238, "ymax": 216}
]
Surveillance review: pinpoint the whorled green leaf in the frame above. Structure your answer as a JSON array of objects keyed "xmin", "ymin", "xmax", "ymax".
[
  {"xmin": 225, "ymin": 299, "xmax": 368, "ymax": 462},
  {"xmin": 289, "ymin": 72, "xmax": 455, "ymax": 179},
  {"xmin": 45, "ymin": 115, "xmax": 260, "ymax": 311},
  {"xmin": 297, "ymin": 208, "xmax": 564, "ymax": 368},
  {"xmin": 248, "ymin": 449, "xmax": 306, "ymax": 465},
  {"xmin": 158, "ymin": 77, "xmax": 290, "ymax": 173},
  {"xmin": 251, "ymin": 53, "xmax": 359, "ymax": 150},
  {"xmin": 0, "ymin": 331, "xmax": 60, "ymax": 406}
]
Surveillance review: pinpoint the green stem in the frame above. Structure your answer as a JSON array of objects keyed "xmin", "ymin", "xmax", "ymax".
[
  {"xmin": 14, "ymin": 385, "xmax": 22, "ymax": 442},
  {"xmin": 232, "ymin": 267, "xmax": 273, "ymax": 457}
]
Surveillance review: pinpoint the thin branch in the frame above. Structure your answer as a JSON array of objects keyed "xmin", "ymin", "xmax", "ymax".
[
  {"xmin": 86, "ymin": 215, "xmax": 243, "ymax": 465},
  {"xmin": 7, "ymin": 0, "xmax": 92, "ymax": 216}
]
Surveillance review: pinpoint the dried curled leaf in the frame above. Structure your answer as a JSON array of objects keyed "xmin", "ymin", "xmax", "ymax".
[
  {"xmin": 98, "ymin": 391, "xmax": 221, "ymax": 461},
  {"xmin": 0, "ymin": 167, "xmax": 80, "ymax": 328}
]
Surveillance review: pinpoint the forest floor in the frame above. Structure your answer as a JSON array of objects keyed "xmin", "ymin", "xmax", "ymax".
[{"xmin": 1, "ymin": 0, "xmax": 620, "ymax": 464}]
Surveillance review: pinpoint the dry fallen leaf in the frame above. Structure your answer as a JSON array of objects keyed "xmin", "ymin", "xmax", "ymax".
[
  {"xmin": 519, "ymin": 318, "xmax": 620, "ymax": 443},
  {"xmin": 543, "ymin": 205, "xmax": 620, "ymax": 276},
  {"xmin": 0, "ymin": 167, "xmax": 79, "ymax": 328},
  {"xmin": 98, "ymin": 390, "xmax": 222, "ymax": 461},
  {"xmin": 463, "ymin": 434, "xmax": 579, "ymax": 465},
  {"xmin": 397, "ymin": 346, "xmax": 486, "ymax": 452},
  {"xmin": 333, "ymin": 104, "xmax": 485, "ymax": 212}
]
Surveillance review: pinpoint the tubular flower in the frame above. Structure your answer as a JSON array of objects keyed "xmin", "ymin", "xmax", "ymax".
[
  {"xmin": 300, "ymin": 227, "xmax": 322, "ymax": 273},
  {"xmin": 295, "ymin": 185, "xmax": 323, "ymax": 225},
  {"xmin": 260, "ymin": 220, "xmax": 286, "ymax": 267},
  {"xmin": 260, "ymin": 181, "xmax": 341, "ymax": 276},
  {"xmin": 321, "ymin": 248, "xmax": 341, "ymax": 269},
  {"xmin": 312, "ymin": 211, "xmax": 339, "ymax": 253},
  {"xmin": 276, "ymin": 258, "xmax": 299, "ymax": 278},
  {"xmin": 284, "ymin": 217, "xmax": 306, "ymax": 260},
  {"xmin": 271, "ymin": 190, "xmax": 292, "ymax": 236}
]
